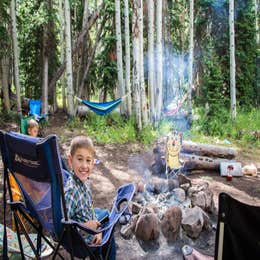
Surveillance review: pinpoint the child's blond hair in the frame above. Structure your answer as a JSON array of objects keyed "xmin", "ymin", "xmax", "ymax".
[
  {"xmin": 69, "ymin": 135, "xmax": 94, "ymax": 157},
  {"xmin": 27, "ymin": 119, "xmax": 39, "ymax": 131}
]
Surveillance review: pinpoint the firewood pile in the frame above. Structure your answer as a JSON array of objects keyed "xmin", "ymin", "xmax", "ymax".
[
  {"xmin": 152, "ymin": 137, "xmax": 240, "ymax": 174},
  {"xmin": 179, "ymin": 141, "xmax": 238, "ymax": 172}
]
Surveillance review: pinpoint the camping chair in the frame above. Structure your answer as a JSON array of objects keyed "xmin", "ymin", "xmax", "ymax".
[
  {"xmin": 182, "ymin": 192, "xmax": 260, "ymax": 260},
  {"xmin": 28, "ymin": 99, "xmax": 48, "ymax": 121},
  {"xmin": 0, "ymin": 130, "xmax": 135, "ymax": 259},
  {"xmin": 20, "ymin": 99, "xmax": 47, "ymax": 135},
  {"xmin": 20, "ymin": 116, "xmax": 35, "ymax": 135},
  {"xmin": 165, "ymin": 131, "xmax": 183, "ymax": 178}
]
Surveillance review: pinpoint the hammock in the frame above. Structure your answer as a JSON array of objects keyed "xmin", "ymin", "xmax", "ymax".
[{"xmin": 76, "ymin": 93, "xmax": 130, "ymax": 116}]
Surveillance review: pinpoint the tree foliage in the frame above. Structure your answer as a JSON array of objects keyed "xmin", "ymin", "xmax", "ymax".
[{"xmin": 0, "ymin": 0, "xmax": 258, "ymax": 134}]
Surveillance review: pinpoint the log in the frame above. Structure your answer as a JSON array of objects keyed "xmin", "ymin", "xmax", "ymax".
[
  {"xmin": 181, "ymin": 141, "xmax": 237, "ymax": 159},
  {"xmin": 180, "ymin": 153, "xmax": 230, "ymax": 171}
]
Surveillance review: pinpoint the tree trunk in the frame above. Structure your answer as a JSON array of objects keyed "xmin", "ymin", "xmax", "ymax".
[
  {"xmin": 64, "ymin": 0, "xmax": 74, "ymax": 117},
  {"xmin": 58, "ymin": 0, "xmax": 66, "ymax": 111},
  {"xmin": 132, "ymin": 0, "xmax": 142, "ymax": 130},
  {"xmin": 42, "ymin": 24, "xmax": 49, "ymax": 115},
  {"xmin": 229, "ymin": 0, "xmax": 236, "ymax": 119},
  {"xmin": 155, "ymin": 0, "xmax": 163, "ymax": 122},
  {"xmin": 124, "ymin": 0, "xmax": 132, "ymax": 116},
  {"xmin": 1, "ymin": 56, "xmax": 11, "ymax": 112},
  {"xmin": 147, "ymin": 0, "xmax": 155, "ymax": 122},
  {"xmin": 75, "ymin": 0, "xmax": 89, "ymax": 102},
  {"xmin": 77, "ymin": 19, "xmax": 105, "ymax": 99},
  {"xmin": 255, "ymin": 0, "xmax": 260, "ymax": 105},
  {"xmin": 188, "ymin": 0, "xmax": 194, "ymax": 123},
  {"xmin": 181, "ymin": 141, "xmax": 237, "ymax": 159},
  {"xmin": 49, "ymin": 4, "xmax": 104, "ymax": 92},
  {"xmin": 115, "ymin": 0, "xmax": 126, "ymax": 115},
  {"xmin": 10, "ymin": 0, "xmax": 22, "ymax": 116},
  {"xmin": 139, "ymin": 0, "xmax": 148, "ymax": 124}
]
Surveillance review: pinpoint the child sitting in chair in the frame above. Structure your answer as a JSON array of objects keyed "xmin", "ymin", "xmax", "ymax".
[
  {"xmin": 64, "ymin": 135, "xmax": 116, "ymax": 259},
  {"xmin": 27, "ymin": 119, "xmax": 39, "ymax": 137}
]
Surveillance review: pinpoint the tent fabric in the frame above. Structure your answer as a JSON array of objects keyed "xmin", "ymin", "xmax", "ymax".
[{"xmin": 215, "ymin": 192, "xmax": 260, "ymax": 260}]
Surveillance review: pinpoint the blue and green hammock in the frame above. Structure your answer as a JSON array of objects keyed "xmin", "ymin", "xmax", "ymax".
[{"xmin": 75, "ymin": 93, "xmax": 130, "ymax": 116}]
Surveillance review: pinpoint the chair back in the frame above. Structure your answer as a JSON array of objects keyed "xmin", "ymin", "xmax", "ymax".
[
  {"xmin": 29, "ymin": 100, "xmax": 42, "ymax": 117},
  {"xmin": 0, "ymin": 131, "xmax": 66, "ymax": 238},
  {"xmin": 215, "ymin": 192, "xmax": 260, "ymax": 260},
  {"xmin": 0, "ymin": 130, "xmax": 135, "ymax": 259}
]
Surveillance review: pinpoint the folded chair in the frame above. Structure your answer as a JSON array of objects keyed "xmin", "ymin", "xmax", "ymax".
[
  {"xmin": 0, "ymin": 130, "xmax": 135, "ymax": 259},
  {"xmin": 165, "ymin": 131, "xmax": 183, "ymax": 178},
  {"xmin": 28, "ymin": 99, "xmax": 48, "ymax": 121},
  {"xmin": 182, "ymin": 192, "xmax": 260, "ymax": 260}
]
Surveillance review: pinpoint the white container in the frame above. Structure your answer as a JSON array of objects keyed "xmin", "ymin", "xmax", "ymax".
[{"xmin": 220, "ymin": 162, "xmax": 243, "ymax": 177}]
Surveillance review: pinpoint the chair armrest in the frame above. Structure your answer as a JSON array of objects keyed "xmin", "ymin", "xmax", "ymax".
[{"xmin": 61, "ymin": 218, "xmax": 99, "ymax": 235}]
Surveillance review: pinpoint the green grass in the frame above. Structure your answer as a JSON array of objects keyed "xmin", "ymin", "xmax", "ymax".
[
  {"xmin": 66, "ymin": 112, "xmax": 156, "ymax": 145},
  {"xmin": 190, "ymin": 107, "xmax": 260, "ymax": 148},
  {"xmin": 65, "ymin": 108, "xmax": 259, "ymax": 149}
]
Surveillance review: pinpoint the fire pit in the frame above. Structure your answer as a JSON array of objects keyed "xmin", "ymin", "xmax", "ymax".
[{"xmin": 119, "ymin": 153, "xmax": 217, "ymax": 259}]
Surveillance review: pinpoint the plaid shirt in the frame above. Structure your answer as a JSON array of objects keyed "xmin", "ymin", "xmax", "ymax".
[{"xmin": 64, "ymin": 172, "xmax": 97, "ymax": 243}]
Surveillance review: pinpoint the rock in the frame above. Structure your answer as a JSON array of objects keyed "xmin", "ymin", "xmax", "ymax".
[
  {"xmin": 146, "ymin": 204, "xmax": 159, "ymax": 214},
  {"xmin": 168, "ymin": 179, "xmax": 180, "ymax": 191},
  {"xmin": 180, "ymin": 183, "xmax": 190, "ymax": 192},
  {"xmin": 120, "ymin": 223, "xmax": 133, "ymax": 239},
  {"xmin": 134, "ymin": 193, "xmax": 146, "ymax": 205},
  {"xmin": 161, "ymin": 206, "xmax": 182, "ymax": 242},
  {"xmin": 153, "ymin": 179, "xmax": 169, "ymax": 194},
  {"xmin": 242, "ymin": 164, "xmax": 258, "ymax": 177},
  {"xmin": 182, "ymin": 206, "xmax": 209, "ymax": 238},
  {"xmin": 190, "ymin": 191, "xmax": 206, "ymax": 210},
  {"xmin": 177, "ymin": 174, "xmax": 192, "ymax": 186},
  {"xmin": 173, "ymin": 188, "xmax": 186, "ymax": 203},
  {"xmin": 204, "ymin": 189, "xmax": 215, "ymax": 213},
  {"xmin": 135, "ymin": 213, "xmax": 160, "ymax": 241},
  {"xmin": 188, "ymin": 183, "xmax": 215, "ymax": 213},
  {"xmin": 255, "ymin": 162, "xmax": 260, "ymax": 172},
  {"xmin": 141, "ymin": 206, "xmax": 155, "ymax": 215},
  {"xmin": 131, "ymin": 202, "xmax": 142, "ymax": 214},
  {"xmin": 136, "ymin": 181, "xmax": 145, "ymax": 193}
]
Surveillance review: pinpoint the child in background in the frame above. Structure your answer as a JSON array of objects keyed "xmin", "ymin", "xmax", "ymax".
[
  {"xmin": 27, "ymin": 118, "xmax": 39, "ymax": 137},
  {"xmin": 65, "ymin": 135, "xmax": 116, "ymax": 259}
]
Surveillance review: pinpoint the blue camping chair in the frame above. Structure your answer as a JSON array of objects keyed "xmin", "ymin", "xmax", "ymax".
[
  {"xmin": 0, "ymin": 130, "xmax": 135, "ymax": 259},
  {"xmin": 29, "ymin": 99, "xmax": 48, "ymax": 121}
]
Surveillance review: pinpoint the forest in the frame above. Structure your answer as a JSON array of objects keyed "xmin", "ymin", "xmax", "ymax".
[
  {"xmin": 0, "ymin": 1, "xmax": 260, "ymax": 259},
  {"xmin": 0, "ymin": 0, "xmax": 259, "ymax": 140}
]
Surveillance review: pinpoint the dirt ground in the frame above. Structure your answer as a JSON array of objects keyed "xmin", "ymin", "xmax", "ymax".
[{"xmin": 0, "ymin": 110, "xmax": 260, "ymax": 259}]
